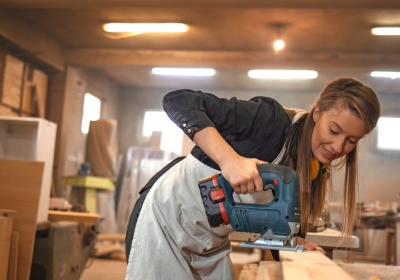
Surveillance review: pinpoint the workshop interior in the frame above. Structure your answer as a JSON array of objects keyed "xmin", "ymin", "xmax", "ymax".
[{"xmin": 0, "ymin": 1, "xmax": 399, "ymax": 279}]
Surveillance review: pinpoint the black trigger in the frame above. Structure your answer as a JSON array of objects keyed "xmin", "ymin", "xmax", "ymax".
[{"xmin": 263, "ymin": 184, "xmax": 276, "ymax": 197}]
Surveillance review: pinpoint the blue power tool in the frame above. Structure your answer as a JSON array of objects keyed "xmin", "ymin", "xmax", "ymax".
[{"xmin": 198, "ymin": 164, "xmax": 304, "ymax": 252}]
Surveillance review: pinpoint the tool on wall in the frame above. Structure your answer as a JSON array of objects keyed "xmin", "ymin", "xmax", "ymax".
[{"xmin": 199, "ymin": 164, "xmax": 304, "ymax": 252}]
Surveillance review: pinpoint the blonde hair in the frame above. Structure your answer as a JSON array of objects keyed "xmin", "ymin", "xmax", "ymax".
[{"xmin": 282, "ymin": 78, "xmax": 380, "ymax": 239}]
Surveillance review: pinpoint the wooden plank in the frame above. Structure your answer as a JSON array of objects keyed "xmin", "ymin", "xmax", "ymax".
[
  {"xmin": 7, "ymin": 232, "xmax": 19, "ymax": 280},
  {"xmin": 91, "ymin": 244, "xmax": 123, "ymax": 257},
  {"xmin": 238, "ymin": 261, "xmax": 283, "ymax": 280},
  {"xmin": 255, "ymin": 261, "xmax": 283, "ymax": 280},
  {"xmin": 0, "ymin": 159, "xmax": 44, "ymax": 280},
  {"xmin": 48, "ymin": 210, "xmax": 99, "ymax": 224},
  {"xmin": 97, "ymin": 234, "xmax": 125, "ymax": 242},
  {"xmin": 279, "ymin": 251, "xmax": 354, "ymax": 280},
  {"xmin": 238, "ymin": 263, "xmax": 258, "ymax": 280},
  {"xmin": 338, "ymin": 263, "xmax": 400, "ymax": 280},
  {"xmin": 32, "ymin": 69, "xmax": 48, "ymax": 118}
]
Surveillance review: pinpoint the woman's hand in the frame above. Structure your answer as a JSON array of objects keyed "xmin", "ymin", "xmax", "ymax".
[
  {"xmin": 219, "ymin": 155, "xmax": 268, "ymax": 194},
  {"xmin": 295, "ymin": 237, "xmax": 326, "ymax": 255},
  {"xmin": 193, "ymin": 127, "xmax": 268, "ymax": 194}
]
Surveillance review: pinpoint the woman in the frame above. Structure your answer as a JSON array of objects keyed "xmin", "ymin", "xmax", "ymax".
[{"xmin": 125, "ymin": 77, "xmax": 380, "ymax": 280}]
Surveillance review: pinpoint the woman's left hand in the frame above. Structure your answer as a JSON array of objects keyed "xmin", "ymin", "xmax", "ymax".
[{"xmin": 295, "ymin": 237, "xmax": 326, "ymax": 255}]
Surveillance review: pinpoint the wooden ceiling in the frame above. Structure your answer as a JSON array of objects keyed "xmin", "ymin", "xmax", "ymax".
[{"xmin": 1, "ymin": 0, "xmax": 400, "ymax": 94}]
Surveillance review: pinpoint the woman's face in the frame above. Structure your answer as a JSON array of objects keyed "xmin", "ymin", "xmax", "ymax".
[{"xmin": 311, "ymin": 104, "xmax": 365, "ymax": 164}]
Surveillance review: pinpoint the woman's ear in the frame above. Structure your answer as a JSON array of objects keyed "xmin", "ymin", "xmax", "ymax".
[{"xmin": 313, "ymin": 106, "xmax": 321, "ymax": 122}]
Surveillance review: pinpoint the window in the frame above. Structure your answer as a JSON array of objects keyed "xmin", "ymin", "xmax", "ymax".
[
  {"xmin": 143, "ymin": 111, "xmax": 183, "ymax": 155},
  {"xmin": 377, "ymin": 117, "xmax": 400, "ymax": 150},
  {"xmin": 81, "ymin": 93, "xmax": 101, "ymax": 134}
]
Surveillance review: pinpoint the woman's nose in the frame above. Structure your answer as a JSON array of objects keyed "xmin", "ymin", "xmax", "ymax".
[{"xmin": 332, "ymin": 138, "xmax": 345, "ymax": 154}]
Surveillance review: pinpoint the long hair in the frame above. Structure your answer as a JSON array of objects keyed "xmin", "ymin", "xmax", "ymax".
[{"xmin": 281, "ymin": 78, "xmax": 380, "ymax": 239}]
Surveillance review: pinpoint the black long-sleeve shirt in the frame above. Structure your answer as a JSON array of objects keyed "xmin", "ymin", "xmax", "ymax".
[{"xmin": 162, "ymin": 89, "xmax": 292, "ymax": 170}]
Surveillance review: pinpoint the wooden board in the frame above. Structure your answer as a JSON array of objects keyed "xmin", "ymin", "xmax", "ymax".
[
  {"xmin": 0, "ymin": 159, "xmax": 44, "ymax": 280},
  {"xmin": 279, "ymin": 251, "xmax": 354, "ymax": 280},
  {"xmin": 48, "ymin": 210, "xmax": 99, "ymax": 224},
  {"xmin": 338, "ymin": 263, "xmax": 400, "ymax": 280},
  {"xmin": 7, "ymin": 232, "xmax": 19, "ymax": 280}
]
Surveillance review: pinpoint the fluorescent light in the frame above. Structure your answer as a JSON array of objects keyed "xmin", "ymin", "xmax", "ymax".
[
  {"xmin": 103, "ymin": 23, "xmax": 188, "ymax": 34},
  {"xmin": 248, "ymin": 70, "xmax": 318, "ymax": 79},
  {"xmin": 371, "ymin": 71, "xmax": 400, "ymax": 79},
  {"xmin": 371, "ymin": 27, "xmax": 400, "ymax": 36},
  {"xmin": 152, "ymin": 68, "xmax": 215, "ymax": 76}
]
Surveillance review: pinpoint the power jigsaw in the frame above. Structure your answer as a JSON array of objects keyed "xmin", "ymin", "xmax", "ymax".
[{"xmin": 199, "ymin": 164, "xmax": 304, "ymax": 252}]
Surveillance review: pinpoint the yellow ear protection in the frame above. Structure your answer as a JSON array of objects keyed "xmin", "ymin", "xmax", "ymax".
[{"xmin": 310, "ymin": 157, "xmax": 320, "ymax": 181}]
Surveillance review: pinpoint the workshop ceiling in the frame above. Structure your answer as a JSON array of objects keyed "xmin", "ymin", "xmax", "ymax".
[{"xmin": 1, "ymin": 0, "xmax": 400, "ymax": 94}]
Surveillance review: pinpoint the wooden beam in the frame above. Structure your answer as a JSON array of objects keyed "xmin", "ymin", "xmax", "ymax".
[
  {"xmin": 0, "ymin": 10, "xmax": 65, "ymax": 72},
  {"xmin": 65, "ymin": 49, "xmax": 400, "ymax": 71},
  {"xmin": 1, "ymin": 0, "xmax": 400, "ymax": 9},
  {"xmin": 279, "ymin": 251, "xmax": 353, "ymax": 280}
]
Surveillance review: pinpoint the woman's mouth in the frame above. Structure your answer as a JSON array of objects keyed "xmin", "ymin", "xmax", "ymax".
[{"xmin": 322, "ymin": 145, "xmax": 335, "ymax": 159}]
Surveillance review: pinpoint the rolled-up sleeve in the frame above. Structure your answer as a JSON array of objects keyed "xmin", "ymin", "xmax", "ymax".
[{"xmin": 162, "ymin": 89, "xmax": 286, "ymax": 141}]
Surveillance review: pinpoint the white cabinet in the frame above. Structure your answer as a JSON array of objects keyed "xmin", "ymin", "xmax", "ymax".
[{"xmin": 0, "ymin": 117, "xmax": 57, "ymax": 223}]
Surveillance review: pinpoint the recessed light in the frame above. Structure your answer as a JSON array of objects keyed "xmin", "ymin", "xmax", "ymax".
[
  {"xmin": 273, "ymin": 40, "xmax": 285, "ymax": 51},
  {"xmin": 103, "ymin": 23, "xmax": 189, "ymax": 34},
  {"xmin": 152, "ymin": 68, "xmax": 215, "ymax": 76},
  {"xmin": 371, "ymin": 27, "xmax": 400, "ymax": 36},
  {"xmin": 248, "ymin": 70, "xmax": 318, "ymax": 79},
  {"xmin": 371, "ymin": 71, "xmax": 400, "ymax": 79}
]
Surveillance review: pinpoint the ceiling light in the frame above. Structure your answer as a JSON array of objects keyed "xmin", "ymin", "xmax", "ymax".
[
  {"xmin": 273, "ymin": 40, "xmax": 285, "ymax": 51},
  {"xmin": 371, "ymin": 27, "xmax": 400, "ymax": 36},
  {"xmin": 248, "ymin": 70, "xmax": 318, "ymax": 79},
  {"xmin": 371, "ymin": 71, "xmax": 400, "ymax": 79},
  {"xmin": 152, "ymin": 68, "xmax": 215, "ymax": 76},
  {"xmin": 103, "ymin": 23, "xmax": 188, "ymax": 34}
]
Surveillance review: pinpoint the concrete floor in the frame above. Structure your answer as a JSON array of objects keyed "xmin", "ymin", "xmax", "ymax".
[{"xmin": 81, "ymin": 258, "xmax": 127, "ymax": 280}]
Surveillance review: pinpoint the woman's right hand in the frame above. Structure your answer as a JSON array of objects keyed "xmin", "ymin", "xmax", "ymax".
[
  {"xmin": 193, "ymin": 127, "xmax": 268, "ymax": 195},
  {"xmin": 219, "ymin": 154, "xmax": 268, "ymax": 195}
]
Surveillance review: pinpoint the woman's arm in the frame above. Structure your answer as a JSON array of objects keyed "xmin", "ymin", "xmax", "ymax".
[
  {"xmin": 193, "ymin": 127, "xmax": 268, "ymax": 194},
  {"xmin": 162, "ymin": 89, "xmax": 287, "ymax": 141},
  {"xmin": 163, "ymin": 89, "xmax": 286, "ymax": 194}
]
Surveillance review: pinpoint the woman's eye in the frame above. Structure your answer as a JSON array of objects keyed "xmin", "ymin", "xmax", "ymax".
[
  {"xmin": 347, "ymin": 139, "xmax": 356, "ymax": 144},
  {"xmin": 330, "ymin": 129, "xmax": 338, "ymax": 135}
]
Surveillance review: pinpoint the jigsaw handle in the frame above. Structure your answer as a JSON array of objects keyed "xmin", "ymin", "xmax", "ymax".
[{"xmin": 222, "ymin": 164, "xmax": 295, "ymax": 200}]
